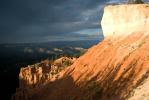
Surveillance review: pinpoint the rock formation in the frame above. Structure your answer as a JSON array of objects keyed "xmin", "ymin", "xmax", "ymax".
[
  {"xmin": 13, "ymin": 4, "xmax": 149, "ymax": 100},
  {"xmin": 101, "ymin": 4, "xmax": 149, "ymax": 38},
  {"xmin": 12, "ymin": 57, "xmax": 76, "ymax": 100}
]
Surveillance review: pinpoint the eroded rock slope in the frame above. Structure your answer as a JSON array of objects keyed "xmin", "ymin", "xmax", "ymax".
[{"xmin": 13, "ymin": 4, "xmax": 149, "ymax": 100}]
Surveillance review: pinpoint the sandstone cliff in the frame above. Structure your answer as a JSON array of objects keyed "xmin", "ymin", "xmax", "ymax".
[
  {"xmin": 13, "ymin": 4, "xmax": 149, "ymax": 100},
  {"xmin": 101, "ymin": 4, "xmax": 149, "ymax": 38}
]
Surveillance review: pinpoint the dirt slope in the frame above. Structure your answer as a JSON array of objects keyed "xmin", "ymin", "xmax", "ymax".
[
  {"xmin": 127, "ymin": 76, "xmax": 149, "ymax": 100},
  {"xmin": 23, "ymin": 32, "xmax": 149, "ymax": 100}
]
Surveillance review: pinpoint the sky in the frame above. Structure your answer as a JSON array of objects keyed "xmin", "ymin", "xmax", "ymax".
[{"xmin": 0, "ymin": 0, "xmax": 123, "ymax": 43}]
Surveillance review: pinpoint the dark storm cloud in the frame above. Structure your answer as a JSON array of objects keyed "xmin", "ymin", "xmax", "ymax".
[{"xmin": 0, "ymin": 0, "xmax": 108, "ymax": 43}]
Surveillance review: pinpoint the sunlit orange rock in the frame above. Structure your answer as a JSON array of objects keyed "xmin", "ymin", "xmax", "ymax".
[{"xmin": 13, "ymin": 4, "xmax": 149, "ymax": 100}]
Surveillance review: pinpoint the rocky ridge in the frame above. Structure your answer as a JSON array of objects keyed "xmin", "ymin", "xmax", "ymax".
[
  {"xmin": 13, "ymin": 4, "xmax": 149, "ymax": 100},
  {"xmin": 12, "ymin": 57, "xmax": 76, "ymax": 100}
]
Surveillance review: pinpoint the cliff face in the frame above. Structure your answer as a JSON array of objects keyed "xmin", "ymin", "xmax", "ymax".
[
  {"xmin": 101, "ymin": 4, "xmax": 149, "ymax": 38},
  {"xmin": 12, "ymin": 57, "xmax": 76, "ymax": 100},
  {"xmin": 13, "ymin": 4, "xmax": 149, "ymax": 100}
]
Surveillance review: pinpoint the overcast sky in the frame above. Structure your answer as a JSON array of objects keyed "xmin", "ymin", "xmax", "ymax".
[{"xmin": 0, "ymin": 0, "xmax": 123, "ymax": 43}]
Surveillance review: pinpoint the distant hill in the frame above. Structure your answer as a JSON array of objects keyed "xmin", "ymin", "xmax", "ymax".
[{"xmin": 0, "ymin": 40, "xmax": 100, "ymax": 100}]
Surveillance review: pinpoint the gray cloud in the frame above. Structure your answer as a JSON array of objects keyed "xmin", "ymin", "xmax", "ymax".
[{"xmin": 0, "ymin": 0, "xmax": 108, "ymax": 43}]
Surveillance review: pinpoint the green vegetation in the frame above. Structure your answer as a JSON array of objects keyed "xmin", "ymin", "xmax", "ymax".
[
  {"xmin": 85, "ymin": 81, "xmax": 102, "ymax": 100},
  {"xmin": 128, "ymin": 0, "xmax": 144, "ymax": 4}
]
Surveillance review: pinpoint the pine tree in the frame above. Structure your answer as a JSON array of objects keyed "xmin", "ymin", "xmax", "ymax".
[{"xmin": 128, "ymin": 0, "xmax": 144, "ymax": 4}]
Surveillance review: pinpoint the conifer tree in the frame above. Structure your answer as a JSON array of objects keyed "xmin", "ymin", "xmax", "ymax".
[{"xmin": 128, "ymin": 0, "xmax": 144, "ymax": 4}]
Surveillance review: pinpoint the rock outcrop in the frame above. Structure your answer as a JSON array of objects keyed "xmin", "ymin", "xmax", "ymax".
[
  {"xmin": 101, "ymin": 4, "xmax": 149, "ymax": 38},
  {"xmin": 13, "ymin": 4, "xmax": 149, "ymax": 100},
  {"xmin": 12, "ymin": 57, "xmax": 76, "ymax": 100}
]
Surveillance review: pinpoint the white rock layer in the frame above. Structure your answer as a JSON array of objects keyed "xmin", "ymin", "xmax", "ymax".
[{"xmin": 101, "ymin": 4, "xmax": 149, "ymax": 38}]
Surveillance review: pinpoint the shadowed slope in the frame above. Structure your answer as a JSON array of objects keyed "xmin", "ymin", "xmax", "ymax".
[{"xmin": 25, "ymin": 32, "xmax": 149, "ymax": 100}]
